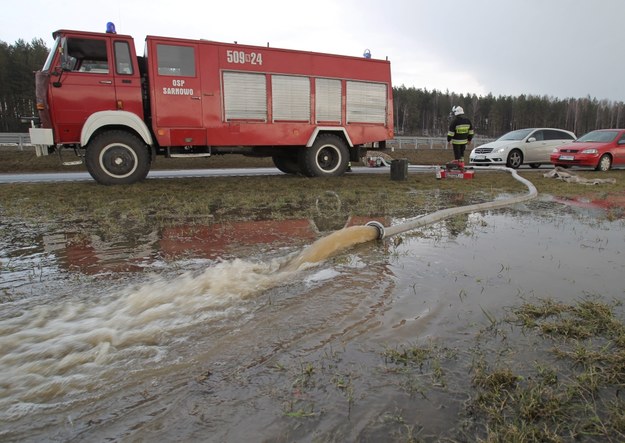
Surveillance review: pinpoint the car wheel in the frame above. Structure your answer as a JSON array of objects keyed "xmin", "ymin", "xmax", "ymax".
[
  {"xmin": 506, "ymin": 149, "xmax": 523, "ymax": 169},
  {"xmin": 595, "ymin": 154, "xmax": 612, "ymax": 172}
]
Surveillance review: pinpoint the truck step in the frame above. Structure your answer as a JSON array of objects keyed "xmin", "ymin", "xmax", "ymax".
[
  {"xmin": 62, "ymin": 160, "xmax": 84, "ymax": 166},
  {"xmin": 169, "ymin": 153, "xmax": 212, "ymax": 158}
]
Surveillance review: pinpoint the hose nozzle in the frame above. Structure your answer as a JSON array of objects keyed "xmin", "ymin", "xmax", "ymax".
[{"xmin": 365, "ymin": 221, "xmax": 385, "ymax": 239}]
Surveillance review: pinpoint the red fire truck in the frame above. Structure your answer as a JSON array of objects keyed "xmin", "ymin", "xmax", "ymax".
[{"xmin": 28, "ymin": 27, "xmax": 394, "ymax": 184}]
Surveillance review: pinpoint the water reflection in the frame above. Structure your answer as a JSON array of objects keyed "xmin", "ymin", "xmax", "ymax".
[
  {"xmin": 43, "ymin": 231, "xmax": 159, "ymax": 273},
  {"xmin": 553, "ymin": 194, "xmax": 625, "ymax": 219},
  {"xmin": 1, "ymin": 216, "xmax": 390, "ymax": 294},
  {"xmin": 160, "ymin": 219, "xmax": 317, "ymax": 260},
  {"xmin": 443, "ymin": 193, "xmax": 470, "ymax": 237}
]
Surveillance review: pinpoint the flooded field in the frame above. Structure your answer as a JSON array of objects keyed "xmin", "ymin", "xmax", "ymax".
[{"xmin": 1, "ymin": 195, "xmax": 625, "ymax": 442}]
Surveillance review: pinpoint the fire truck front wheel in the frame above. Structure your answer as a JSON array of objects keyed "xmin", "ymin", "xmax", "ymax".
[
  {"xmin": 300, "ymin": 135, "xmax": 349, "ymax": 177},
  {"xmin": 85, "ymin": 131, "xmax": 151, "ymax": 185}
]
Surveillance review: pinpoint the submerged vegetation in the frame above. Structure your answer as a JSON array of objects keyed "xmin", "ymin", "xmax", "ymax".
[
  {"xmin": 268, "ymin": 298, "xmax": 625, "ymax": 441},
  {"xmin": 378, "ymin": 298, "xmax": 625, "ymax": 441},
  {"xmin": 470, "ymin": 298, "xmax": 625, "ymax": 441}
]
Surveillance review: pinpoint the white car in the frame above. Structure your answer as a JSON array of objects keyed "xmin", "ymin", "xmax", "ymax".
[{"xmin": 470, "ymin": 128, "xmax": 576, "ymax": 168}]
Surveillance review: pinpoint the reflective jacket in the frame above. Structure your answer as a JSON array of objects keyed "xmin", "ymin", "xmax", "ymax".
[{"xmin": 447, "ymin": 115, "xmax": 474, "ymax": 145}]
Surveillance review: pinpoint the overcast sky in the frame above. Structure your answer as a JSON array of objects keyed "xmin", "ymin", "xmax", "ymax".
[{"xmin": 2, "ymin": 0, "xmax": 624, "ymax": 102}]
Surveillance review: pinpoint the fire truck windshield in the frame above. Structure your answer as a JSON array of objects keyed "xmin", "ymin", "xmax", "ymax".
[{"xmin": 42, "ymin": 36, "xmax": 61, "ymax": 72}]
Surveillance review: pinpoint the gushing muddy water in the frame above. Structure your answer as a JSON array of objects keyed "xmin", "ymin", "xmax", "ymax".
[
  {"xmin": 285, "ymin": 225, "xmax": 379, "ymax": 270},
  {"xmin": 1, "ymin": 197, "xmax": 624, "ymax": 441}
]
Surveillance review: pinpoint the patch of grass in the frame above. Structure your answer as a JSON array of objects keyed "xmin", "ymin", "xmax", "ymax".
[
  {"xmin": 382, "ymin": 342, "xmax": 456, "ymax": 389},
  {"xmin": 465, "ymin": 297, "xmax": 625, "ymax": 441},
  {"xmin": 275, "ymin": 354, "xmax": 359, "ymax": 421},
  {"xmin": 383, "ymin": 345, "xmax": 433, "ymax": 367},
  {"xmin": 282, "ymin": 405, "xmax": 319, "ymax": 418},
  {"xmin": 511, "ymin": 298, "xmax": 625, "ymax": 341}
]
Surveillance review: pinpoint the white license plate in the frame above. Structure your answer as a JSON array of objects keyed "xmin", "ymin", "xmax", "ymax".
[
  {"xmin": 559, "ymin": 155, "xmax": 574, "ymax": 161},
  {"xmin": 475, "ymin": 155, "xmax": 486, "ymax": 160}
]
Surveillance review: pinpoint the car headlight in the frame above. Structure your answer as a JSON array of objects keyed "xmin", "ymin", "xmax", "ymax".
[
  {"xmin": 495, "ymin": 147, "xmax": 505, "ymax": 154},
  {"xmin": 552, "ymin": 148, "xmax": 560, "ymax": 153},
  {"xmin": 581, "ymin": 148, "xmax": 598, "ymax": 154}
]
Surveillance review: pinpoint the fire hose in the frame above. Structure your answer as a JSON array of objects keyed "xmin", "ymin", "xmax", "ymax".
[{"xmin": 365, "ymin": 166, "xmax": 538, "ymax": 239}]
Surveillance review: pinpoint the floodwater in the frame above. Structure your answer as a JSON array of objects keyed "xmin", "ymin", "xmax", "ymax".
[{"xmin": 1, "ymin": 195, "xmax": 624, "ymax": 442}]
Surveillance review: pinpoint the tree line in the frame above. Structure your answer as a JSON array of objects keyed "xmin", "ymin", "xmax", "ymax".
[
  {"xmin": 1, "ymin": 38, "xmax": 624, "ymax": 138},
  {"xmin": 0, "ymin": 38, "xmax": 49, "ymax": 132},
  {"xmin": 394, "ymin": 85, "xmax": 625, "ymax": 139}
]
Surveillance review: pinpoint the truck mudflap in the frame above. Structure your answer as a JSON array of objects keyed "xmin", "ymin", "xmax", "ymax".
[{"xmin": 29, "ymin": 128, "xmax": 54, "ymax": 156}]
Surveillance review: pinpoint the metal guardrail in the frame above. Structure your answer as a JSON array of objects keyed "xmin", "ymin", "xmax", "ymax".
[
  {"xmin": 0, "ymin": 133, "xmax": 32, "ymax": 150},
  {"xmin": 389, "ymin": 136, "xmax": 495, "ymax": 150}
]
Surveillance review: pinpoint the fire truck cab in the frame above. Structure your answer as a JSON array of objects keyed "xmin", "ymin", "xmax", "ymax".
[{"xmin": 30, "ymin": 28, "xmax": 394, "ymax": 184}]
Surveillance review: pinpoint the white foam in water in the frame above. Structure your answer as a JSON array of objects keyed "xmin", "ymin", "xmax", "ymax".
[{"xmin": 304, "ymin": 268, "xmax": 341, "ymax": 284}]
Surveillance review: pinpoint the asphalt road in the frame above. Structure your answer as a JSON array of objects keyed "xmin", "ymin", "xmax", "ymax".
[
  {"xmin": 0, "ymin": 164, "xmax": 561, "ymax": 184},
  {"xmin": 0, "ymin": 168, "xmax": 280, "ymax": 184}
]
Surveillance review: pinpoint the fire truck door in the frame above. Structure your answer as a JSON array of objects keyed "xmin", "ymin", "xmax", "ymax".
[
  {"xmin": 111, "ymin": 40, "xmax": 143, "ymax": 118},
  {"xmin": 50, "ymin": 36, "xmax": 118, "ymax": 144},
  {"xmin": 152, "ymin": 43, "xmax": 206, "ymax": 145}
]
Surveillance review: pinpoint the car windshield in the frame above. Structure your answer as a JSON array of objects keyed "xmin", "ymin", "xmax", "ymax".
[
  {"xmin": 498, "ymin": 129, "xmax": 533, "ymax": 141},
  {"xmin": 577, "ymin": 130, "xmax": 619, "ymax": 143}
]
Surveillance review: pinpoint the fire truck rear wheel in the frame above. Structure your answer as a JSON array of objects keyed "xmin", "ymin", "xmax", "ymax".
[
  {"xmin": 299, "ymin": 134, "xmax": 349, "ymax": 177},
  {"xmin": 85, "ymin": 131, "xmax": 151, "ymax": 185},
  {"xmin": 272, "ymin": 154, "xmax": 301, "ymax": 174}
]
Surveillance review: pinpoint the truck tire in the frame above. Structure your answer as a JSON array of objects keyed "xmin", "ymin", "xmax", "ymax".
[
  {"xmin": 299, "ymin": 134, "xmax": 349, "ymax": 177},
  {"xmin": 272, "ymin": 154, "xmax": 301, "ymax": 174},
  {"xmin": 85, "ymin": 131, "xmax": 151, "ymax": 185}
]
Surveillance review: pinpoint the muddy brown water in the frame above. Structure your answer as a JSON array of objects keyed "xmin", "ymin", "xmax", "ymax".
[{"xmin": 1, "ymin": 195, "xmax": 624, "ymax": 442}]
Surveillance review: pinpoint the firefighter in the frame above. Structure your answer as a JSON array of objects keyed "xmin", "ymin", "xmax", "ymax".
[{"xmin": 446, "ymin": 106, "xmax": 474, "ymax": 170}]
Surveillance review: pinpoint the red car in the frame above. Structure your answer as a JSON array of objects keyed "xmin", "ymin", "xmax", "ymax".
[{"xmin": 550, "ymin": 129, "xmax": 625, "ymax": 171}]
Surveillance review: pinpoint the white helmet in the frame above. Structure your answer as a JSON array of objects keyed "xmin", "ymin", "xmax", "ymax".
[{"xmin": 452, "ymin": 106, "xmax": 464, "ymax": 116}]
